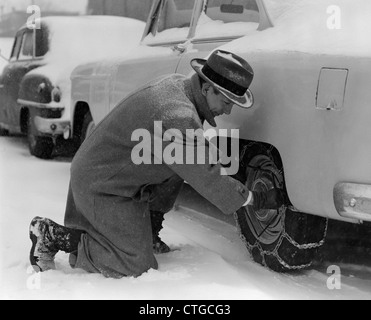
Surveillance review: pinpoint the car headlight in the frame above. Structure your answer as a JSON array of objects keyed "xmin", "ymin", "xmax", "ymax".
[{"xmin": 51, "ymin": 87, "xmax": 62, "ymax": 103}]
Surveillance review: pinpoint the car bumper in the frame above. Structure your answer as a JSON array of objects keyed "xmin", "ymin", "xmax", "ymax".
[
  {"xmin": 18, "ymin": 99, "xmax": 72, "ymax": 139},
  {"xmin": 334, "ymin": 182, "xmax": 371, "ymax": 222},
  {"xmin": 34, "ymin": 116, "xmax": 71, "ymax": 139}
]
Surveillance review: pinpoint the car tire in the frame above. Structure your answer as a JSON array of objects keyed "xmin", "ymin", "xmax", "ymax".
[
  {"xmin": 80, "ymin": 111, "xmax": 95, "ymax": 144},
  {"xmin": 234, "ymin": 143, "xmax": 328, "ymax": 272},
  {"xmin": 0, "ymin": 126, "xmax": 9, "ymax": 136},
  {"xmin": 27, "ymin": 114, "xmax": 54, "ymax": 159}
]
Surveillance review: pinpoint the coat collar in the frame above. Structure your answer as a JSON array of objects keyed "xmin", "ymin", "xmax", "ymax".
[{"xmin": 184, "ymin": 74, "xmax": 217, "ymax": 128}]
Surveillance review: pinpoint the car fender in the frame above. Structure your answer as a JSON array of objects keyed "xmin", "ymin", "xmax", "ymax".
[
  {"xmin": 18, "ymin": 72, "xmax": 53, "ymax": 105},
  {"xmin": 71, "ymin": 45, "xmax": 175, "ymax": 127},
  {"xmin": 71, "ymin": 59, "xmax": 113, "ymax": 127}
]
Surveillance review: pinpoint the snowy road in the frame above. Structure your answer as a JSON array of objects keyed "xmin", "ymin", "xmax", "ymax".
[{"xmin": 0, "ymin": 136, "xmax": 370, "ymax": 300}]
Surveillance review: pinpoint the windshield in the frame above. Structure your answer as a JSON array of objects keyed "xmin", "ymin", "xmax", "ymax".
[
  {"xmin": 194, "ymin": 0, "xmax": 260, "ymax": 40},
  {"xmin": 144, "ymin": 0, "xmax": 197, "ymax": 44},
  {"xmin": 143, "ymin": 0, "xmax": 260, "ymax": 44}
]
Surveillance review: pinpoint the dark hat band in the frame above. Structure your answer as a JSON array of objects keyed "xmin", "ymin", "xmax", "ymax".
[{"xmin": 202, "ymin": 63, "xmax": 247, "ymax": 97}]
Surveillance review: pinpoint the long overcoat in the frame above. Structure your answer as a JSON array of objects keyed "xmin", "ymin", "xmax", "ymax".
[{"xmin": 64, "ymin": 74, "xmax": 250, "ymax": 278}]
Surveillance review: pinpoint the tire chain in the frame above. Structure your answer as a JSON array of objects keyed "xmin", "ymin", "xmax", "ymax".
[
  {"xmin": 236, "ymin": 143, "xmax": 329, "ymax": 271},
  {"xmin": 235, "ymin": 212, "xmax": 328, "ymax": 270}
]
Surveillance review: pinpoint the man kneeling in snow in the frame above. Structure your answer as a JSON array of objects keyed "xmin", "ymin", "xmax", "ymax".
[{"xmin": 29, "ymin": 50, "xmax": 285, "ymax": 278}]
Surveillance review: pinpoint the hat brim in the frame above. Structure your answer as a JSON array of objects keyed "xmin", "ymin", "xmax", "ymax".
[{"xmin": 191, "ymin": 58, "xmax": 254, "ymax": 109}]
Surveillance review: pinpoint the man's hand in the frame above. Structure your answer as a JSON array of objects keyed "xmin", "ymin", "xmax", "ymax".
[{"xmin": 251, "ymin": 189, "xmax": 286, "ymax": 211}]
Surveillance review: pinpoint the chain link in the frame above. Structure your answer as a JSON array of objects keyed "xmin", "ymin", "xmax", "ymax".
[
  {"xmin": 234, "ymin": 210, "xmax": 329, "ymax": 271},
  {"xmin": 235, "ymin": 143, "xmax": 329, "ymax": 271}
]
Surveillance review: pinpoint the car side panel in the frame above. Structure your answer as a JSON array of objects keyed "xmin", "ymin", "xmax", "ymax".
[
  {"xmin": 181, "ymin": 50, "xmax": 371, "ymax": 222},
  {"xmin": 71, "ymin": 62, "xmax": 104, "ymax": 127},
  {"xmin": 71, "ymin": 49, "xmax": 180, "ymax": 126},
  {"xmin": 109, "ymin": 53, "xmax": 182, "ymax": 118},
  {"xmin": 70, "ymin": 63, "xmax": 96, "ymax": 109}
]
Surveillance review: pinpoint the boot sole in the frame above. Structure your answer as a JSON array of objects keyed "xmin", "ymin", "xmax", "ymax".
[
  {"xmin": 29, "ymin": 231, "xmax": 42, "ymax": 272},
  {"xmin": 29, "ymin": 217, "xmax": 56, "ymax": 272}
]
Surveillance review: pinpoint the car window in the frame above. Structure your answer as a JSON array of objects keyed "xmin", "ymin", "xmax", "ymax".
[
  {"xmin": 18, "ymin": 31, "xmax": 34, "ymax": 60},
  {"xmin": 143, "ymin": 0, "xmax": 197, "ymax": 44},
  {"xmin": 194, "ymin": 0, "xmax": 260, "ymax": 40},
  {"xmin": 10, "ymin": 33, "xmax": 23, "ymax": 62},
  {"xmin": 35, "ymin": 27, "xmax": 49, "ymax": 58}
]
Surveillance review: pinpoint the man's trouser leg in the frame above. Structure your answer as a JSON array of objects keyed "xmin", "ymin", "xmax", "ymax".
[{"xmin": 149, "ymin": 176, "xmax": 184, "ymax": 253}]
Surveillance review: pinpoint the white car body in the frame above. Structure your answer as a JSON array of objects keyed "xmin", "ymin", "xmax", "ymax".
[{"xmin": 70, "ymin": 0, "xmax": 371, "ymax": 271}]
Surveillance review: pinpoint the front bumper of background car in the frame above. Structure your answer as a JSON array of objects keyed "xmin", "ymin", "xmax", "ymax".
[
  {"xmin": 18, "ymin": 99, "xmax": 71, "ymax": 139},
  {"xmin": 33, "ymin": 115, "xmax": 71, "ymax": 139},
  {"xmin": 334, "ymin": 182, "xmax": 371, "ymax": 222}
]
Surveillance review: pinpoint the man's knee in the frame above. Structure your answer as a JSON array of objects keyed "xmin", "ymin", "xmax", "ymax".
[{"xmin": 149, "ymin": 177, "xmax": 184, "ymax": 213}]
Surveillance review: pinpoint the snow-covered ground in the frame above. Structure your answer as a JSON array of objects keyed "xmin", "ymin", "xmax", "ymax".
[{"xmin": 0, "ymin": 136, "xmax": 370, "ymax": 300}]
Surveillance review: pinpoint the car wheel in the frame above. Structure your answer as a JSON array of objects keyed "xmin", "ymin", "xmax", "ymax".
[
  {"xmin": 235, "ymin": 143, "xmax": 328, "ymax": 272},
  {"xmin": 80, "ymin": 111, "xmax": 95, "ymax": 144},
  {"xmin": 0, "ymin": 125, "xmax": 9, "ymax": 136},
  {"xmin": 27, "ymin": 114, "xmax": 54, "ymax": 159}
]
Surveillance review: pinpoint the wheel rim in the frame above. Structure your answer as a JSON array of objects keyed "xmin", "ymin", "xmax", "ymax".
[{"xmin": 244, "ymin": 155, "xmax": 286, "ymax": 245}]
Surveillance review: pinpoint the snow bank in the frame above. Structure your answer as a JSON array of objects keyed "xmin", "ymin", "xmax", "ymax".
[
  {"xmin": 1, "ymin": 137, "xmax": 371, "ymax": 300},
  {"xmin": 222, "ymin": 0, "xmax": 371, "ymax": 57}
]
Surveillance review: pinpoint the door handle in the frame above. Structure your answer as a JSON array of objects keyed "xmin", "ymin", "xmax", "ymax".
[
  {"xmin": 172, "ymin": 40, "xmax": 192, "ymax": 54},
  {"xmin": 173, "ymin": 44, "xmax": 187, "ymax": 54}
]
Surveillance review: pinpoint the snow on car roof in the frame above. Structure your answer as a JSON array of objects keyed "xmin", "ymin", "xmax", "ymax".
[
  {"xmin": 41, "ymin": 16, "xmax": 145, "ymax": 63},
  {"xmin": 221, "ymin": 0, "xmax": 371, "ymax": 57},
  {"xmin": 25, "ymin": 15, "xmax": 146, "ymax": 105}
]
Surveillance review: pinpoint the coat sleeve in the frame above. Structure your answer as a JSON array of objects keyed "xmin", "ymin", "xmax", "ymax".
[{"xmin": 158, "ymin": 113, "xmax": 249, "ymax": 215}]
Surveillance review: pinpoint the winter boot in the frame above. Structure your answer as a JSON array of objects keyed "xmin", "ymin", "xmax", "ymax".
[
  {"xmin": 29, "ymin": 217, "xmax": 83, "ymax": 272},
  {"xmin": 150, "ymin": 211, "xmax": 171, "ymax": 254}
]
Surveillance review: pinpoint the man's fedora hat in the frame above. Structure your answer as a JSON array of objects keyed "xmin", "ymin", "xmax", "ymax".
[{"xmin": 191, "ymin": 50, "xmax": 254, "ymax": 109}]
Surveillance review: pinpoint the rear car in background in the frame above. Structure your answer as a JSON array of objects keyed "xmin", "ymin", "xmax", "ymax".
[{"xmin": 0, "ymin": 16, "xmax": 145, "ymax": 159}]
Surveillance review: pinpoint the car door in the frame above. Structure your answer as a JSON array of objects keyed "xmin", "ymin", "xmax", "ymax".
[
  {"xmin": 0, "ymin": 31, "xmax": 22, "ymax": 129},
  {"xmin": 108, "ymin": 0, "xmax": 202, "ymax": 112},
  {"xmin": 0, "ymin": 28, "xmax": 45, "ymax": 131}
]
